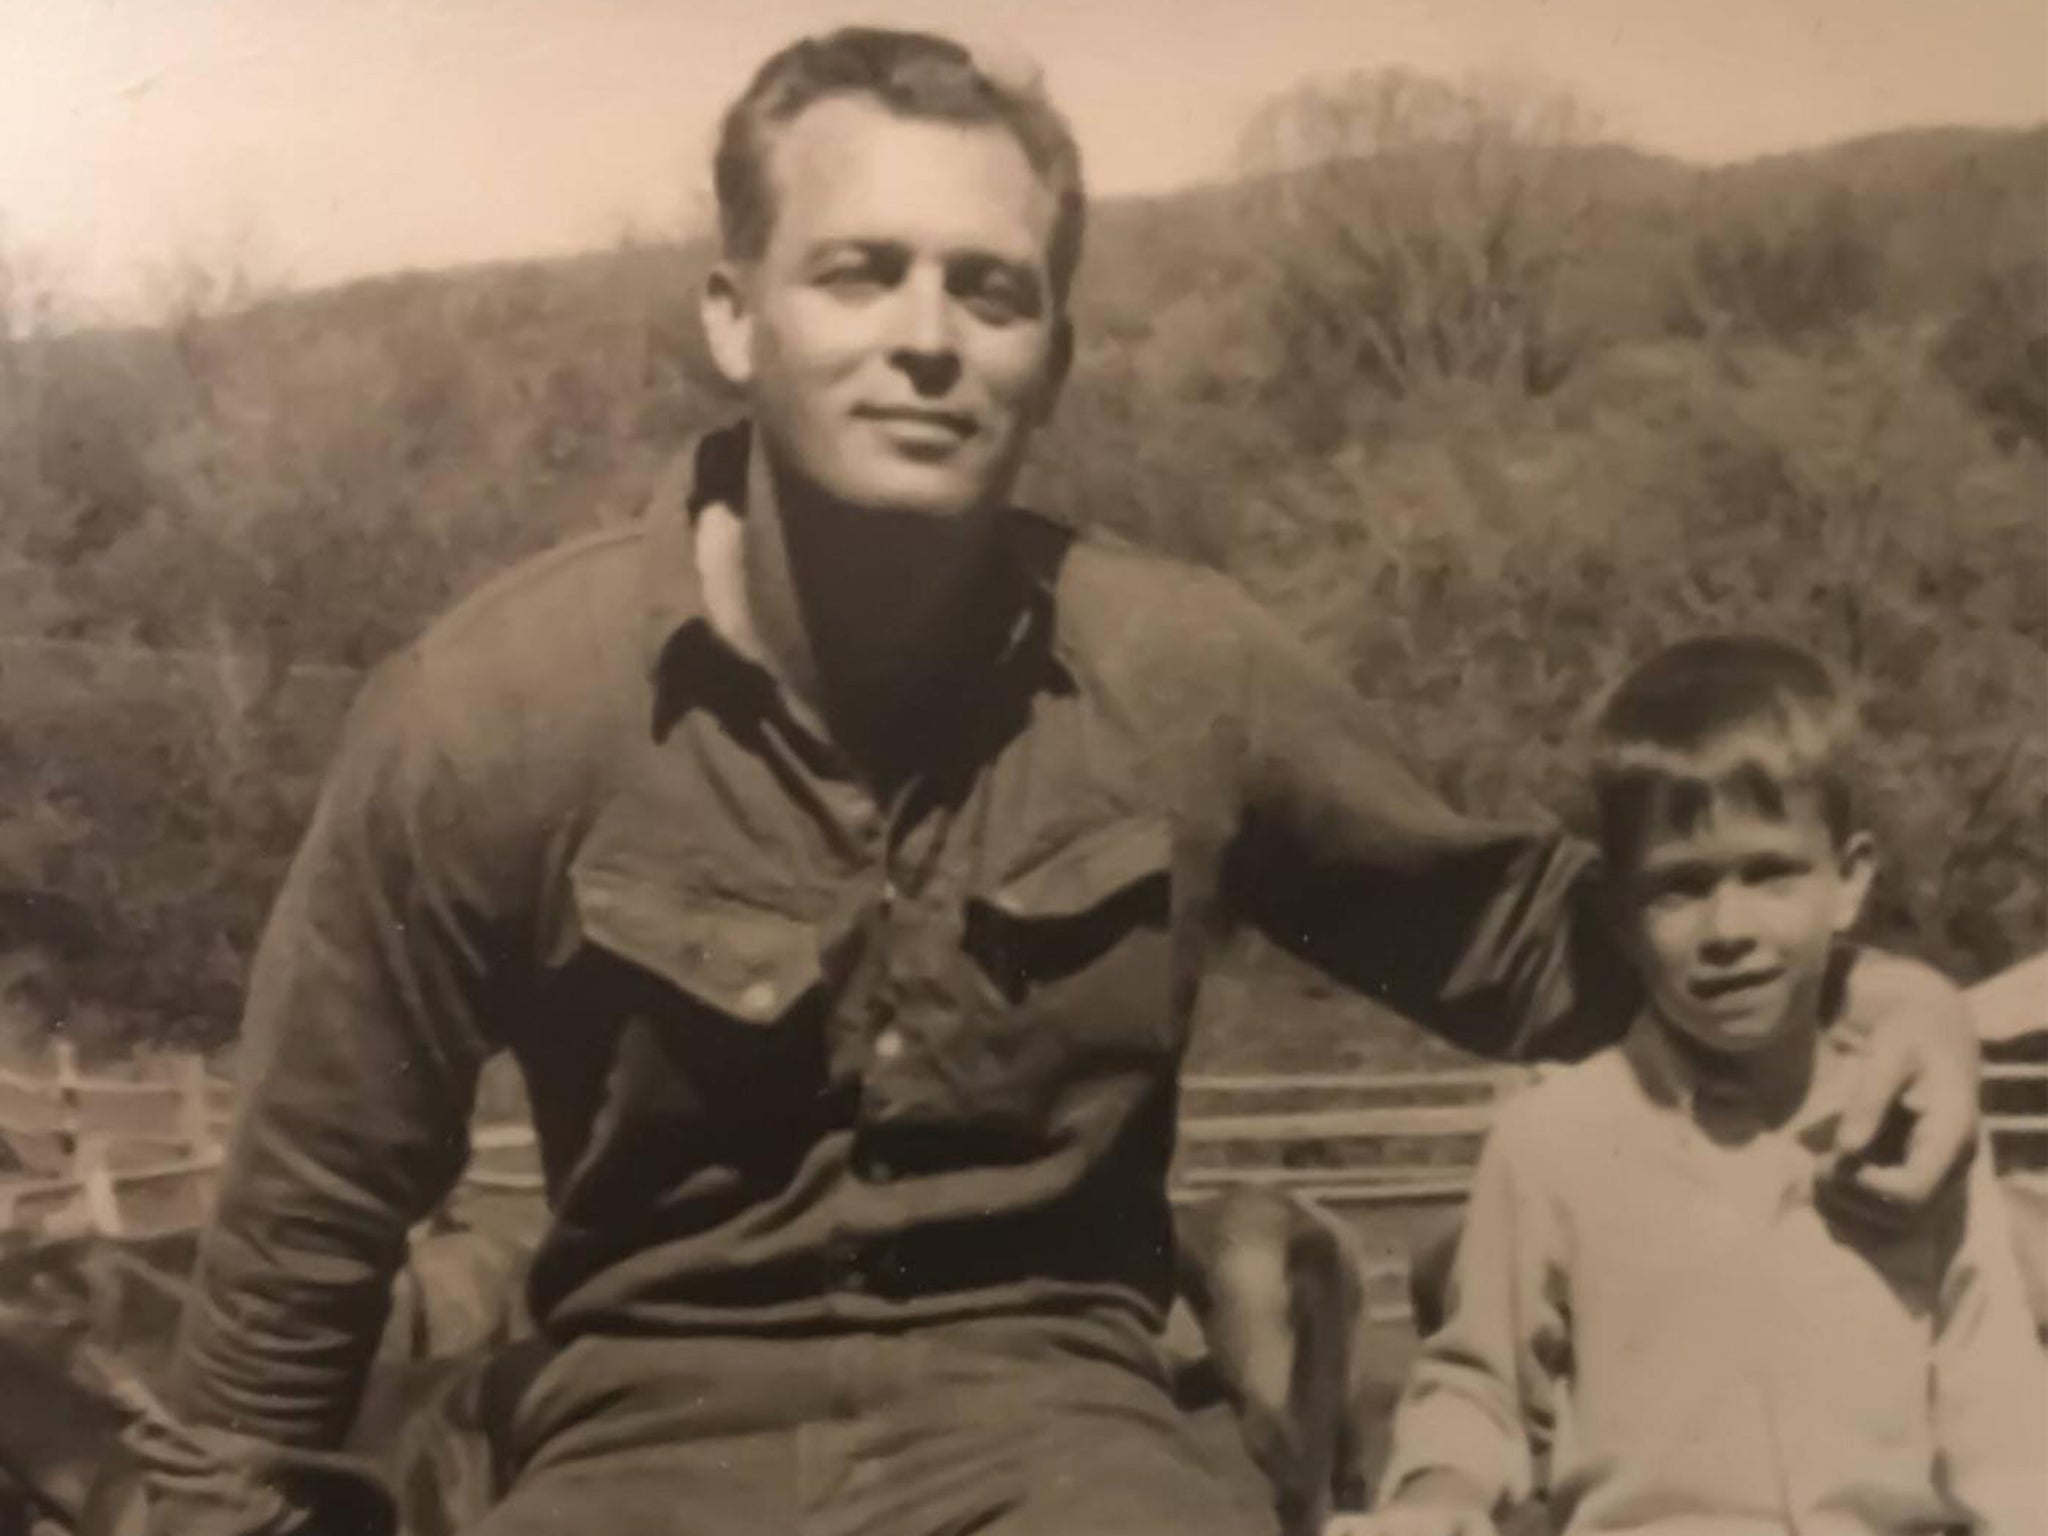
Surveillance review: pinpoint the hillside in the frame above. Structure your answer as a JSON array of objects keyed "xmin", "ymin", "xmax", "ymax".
[{"xmin": 0, "ymin": 108, "xmax": 2042, "ymax": 1055}]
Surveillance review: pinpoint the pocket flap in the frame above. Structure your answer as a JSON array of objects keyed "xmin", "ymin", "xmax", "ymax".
[
  {"xmin": 983, "ymin": 817, "xmax": 1173, "ymax": 920},
  {"xmin": 570, "ymin": 868, "xmax": 822, "ymax": 1025}
]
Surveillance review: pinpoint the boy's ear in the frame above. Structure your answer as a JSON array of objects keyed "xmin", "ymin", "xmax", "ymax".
[
  {"xmin": 702, "ymin": 263, "xmax": 755, "ymax": 391},
  {"xmin": 1833, "ymin": 831, "xmax": 1877, "ymax": 931}
]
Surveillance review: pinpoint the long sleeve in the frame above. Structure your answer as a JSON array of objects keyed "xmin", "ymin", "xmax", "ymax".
[
  {"xmin": 1227, "ymin": 593, "xmax": 1634, "ymax": 1063},
  {"xmin": 170, "ymin": 651, "xmax": 508, "ymax": 1449},
  {"xmin": 1378, "ymin": 1102, "xmax": 1569, "ymax": 1512},
  {"xmin": 1932, "ymin": 1145, "xmax": 2048, "ymax": 1534}
]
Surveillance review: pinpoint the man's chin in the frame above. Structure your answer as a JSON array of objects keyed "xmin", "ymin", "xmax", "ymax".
[{"xmin": 828, "ymin": 468, "xmax": 1001, "ymax": 520}]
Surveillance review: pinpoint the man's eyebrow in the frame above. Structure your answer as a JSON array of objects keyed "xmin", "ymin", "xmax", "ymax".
[
  {"xmin": 953, "ymin": 250, "xmax": 1042, "ymax": 279},
  {"xmin": 795, "ymin": 239, "xmax": 1046, "ymax": 290},
  {"xmin": 796, "ymin": 237, "xmax": 907, "ymax": 266}
]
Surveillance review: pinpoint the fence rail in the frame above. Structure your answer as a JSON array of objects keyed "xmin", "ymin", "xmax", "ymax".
[{"xmin": 4, "ymin": 959, "xmax": 2044, "ymax": 1245}]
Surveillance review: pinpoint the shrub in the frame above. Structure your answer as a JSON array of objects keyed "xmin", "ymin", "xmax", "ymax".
[{"xmin": 1936, "ymin": 261, "xmax": 2048, "ymax": 451}]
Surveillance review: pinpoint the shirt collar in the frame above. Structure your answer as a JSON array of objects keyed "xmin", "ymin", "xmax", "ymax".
[
  {"xmin": 635, "ymin": 423, "xmax": 741, "ymax": 674},
  {"xmin": 1621, "ymin": 1011, "xmax": 1854, "ymax": 1157},
  {"xmin": 636, "ymin": 418, "xmax": 1075, "ymax": 728}
]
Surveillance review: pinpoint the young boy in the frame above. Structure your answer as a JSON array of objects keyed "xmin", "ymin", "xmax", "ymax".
[{"xmin": 1341, "ymin": 636, "xmax": 2044, "ymax": 1536}]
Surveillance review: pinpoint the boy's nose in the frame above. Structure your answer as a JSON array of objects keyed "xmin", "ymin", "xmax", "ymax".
[{"xmin": 1699, "ymin": 885, "xmax": 1759, "ymax": 961}]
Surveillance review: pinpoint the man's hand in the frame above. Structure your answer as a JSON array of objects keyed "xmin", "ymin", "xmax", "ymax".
[
  {"xmin": 1321, "ymin": 1506, "xmax": 1498, "ymax": 1536},
  {"xmin": 1821, "ymin": 949, "xmax": 1980, "ymax": 1227},
  {"xmin": 1323, "ymin": 1470, "xmax": 1499, "ymax": 1536}
]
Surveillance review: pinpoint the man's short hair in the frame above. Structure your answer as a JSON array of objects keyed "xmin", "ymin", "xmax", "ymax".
[
  {"xmin": 713, "ymin": 27, "xmax": 1088, "ymax": 304},
  {"xmin": 1592, "ymin": 635, "xmax": 1862, "ymax": 875}
]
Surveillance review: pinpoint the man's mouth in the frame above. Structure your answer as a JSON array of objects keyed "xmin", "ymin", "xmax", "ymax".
[
  {"xmin": 1690, "ymin": 967, "xmax": 1785, "ymax": 1003},
  {"xmin": 854, "ymin": 405, "xmax": 977, "ymax": 442}
]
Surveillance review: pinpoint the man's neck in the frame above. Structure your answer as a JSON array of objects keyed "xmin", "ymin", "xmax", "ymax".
[{"xmin": 728, "ymin": 445, "xmax": 1013, "ymax": 784}]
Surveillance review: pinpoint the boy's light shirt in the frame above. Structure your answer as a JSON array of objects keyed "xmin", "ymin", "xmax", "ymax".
[{"xmin": 1381, "ymin": 1015, "xmax": 2045, "ymax": 1536}]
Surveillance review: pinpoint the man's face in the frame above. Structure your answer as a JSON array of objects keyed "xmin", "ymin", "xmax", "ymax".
[
  {"xmin": 704, "ymin": 95, "xmax": 1069, "ymax": 519},
  {"xmin": 1622, "ymin": 788, "xmax": 1873, "ymax": 1056}
]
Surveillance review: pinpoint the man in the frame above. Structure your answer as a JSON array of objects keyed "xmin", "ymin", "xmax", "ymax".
[{"xmin": 143, "ymin": 28, "xmax": 1978, "ymax": 1536}]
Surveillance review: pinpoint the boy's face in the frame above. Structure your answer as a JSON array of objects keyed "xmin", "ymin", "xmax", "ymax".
[{"xmin": 1622, "ymin": 788, "xmax": 1874, "ymax": 1055}]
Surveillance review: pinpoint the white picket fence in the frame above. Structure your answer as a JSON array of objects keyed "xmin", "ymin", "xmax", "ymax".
[
  {"xmin": 1178, "ymin": 953, "xmax": 2048, "ymax": 1209},
  {"xmin": 4, "ymin": 957, "xmax": 2044, "ymax": 1246},
  {"xmin": 0, "ymin": 1044, "xmax": 232, "ymax": 1241}
]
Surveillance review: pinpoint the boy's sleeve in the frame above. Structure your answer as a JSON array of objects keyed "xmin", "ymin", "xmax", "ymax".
[
  {"xmin": 1932, "ymin": 1144, "xmax": 2048, "ymax": 1535},
  {"xmin": 1378, "ymin": 1102, "xmax": 1570, "ymax": 1513}
]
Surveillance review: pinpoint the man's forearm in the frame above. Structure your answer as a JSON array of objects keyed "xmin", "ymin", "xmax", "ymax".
[
  {"xmin": 171, "ymin": 656, "xmax": 498, "ymax": 1443},
  {"xmin": 1384, "ymin": 1467, "xmax": 1498, "ymax": 1515},
  {"xmin": 173, "ymin": 1159, "xmax": 414, "ymax": 1444},
  {"xmin": 1229, "ymin": 593, "xmax": 1641, "ymax": 1061}
]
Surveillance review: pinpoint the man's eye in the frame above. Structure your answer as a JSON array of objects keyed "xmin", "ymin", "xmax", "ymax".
[
  {"xmin": 954, "ymin": 267, "xmax": 1040, "ymax": 323},
  {"xmin": 1649, "ymin": 870, "xmax": 1714, "ymax": 904},
  {"xmin": 966, "ymin": 287, "xmax": 1025, "ymax": 322},
  {"xmin": 811, "ymin": 250, "xmax": 901, "ymax": 294},
  {"xmin": 817, "ymin": 266, "xmax": 884, "ymax": 293}
]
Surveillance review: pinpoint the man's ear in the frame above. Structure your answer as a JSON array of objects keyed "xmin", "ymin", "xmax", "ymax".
[
  {"xmin": 1834, "ymin": 831, "xmax": 1878, "ymax": 931},
  {"xmin": 1031, "ymin": 313, "xmax": 1074, "ymax": 425},
  {"xmin": 701, "ymin": 263, "xmax": 755, "ymax": 390}
]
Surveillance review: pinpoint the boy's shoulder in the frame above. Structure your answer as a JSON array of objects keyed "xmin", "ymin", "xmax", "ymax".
[{"xmin": 1488, "ymin": 1048, "xmax": 1655, "ymax": 1157}]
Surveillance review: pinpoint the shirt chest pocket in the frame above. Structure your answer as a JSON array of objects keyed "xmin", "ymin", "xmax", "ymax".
[
  {"xmin": 961, "ymin": 815, "xmax": 1179, "ymax": 1059},
  {"xmin": 560, "ymin": 865, "xmax": 842, "ymax": 1185},
  {"xmin": 864, "ymin": 816, "xmax": 1178, "ymax": 1141},
  {"xmin": 969, "ymin": 813, "xmax": 1171, "ymax": 982}
]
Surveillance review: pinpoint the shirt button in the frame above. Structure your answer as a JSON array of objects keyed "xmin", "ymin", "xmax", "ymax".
[
  {"xmin": 737, "ymin": 981, "xmax": 779, "ymax": 1019},
  {"xmin": 865, "ymin": 1160, "xmax": 896, "ymax": 1185},
  {"xmin": 827, "ymin": 1238, "xmax": 860, "ymax": 1285},
  {"xmin": 874, "ymin": 1028, "xmax": 905, "ymax": 1062}
]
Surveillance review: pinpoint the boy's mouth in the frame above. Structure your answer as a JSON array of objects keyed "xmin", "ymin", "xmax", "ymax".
[{"xmin": 1690, "ymin": 967, "xmax": 1785, "ymax": 1004}]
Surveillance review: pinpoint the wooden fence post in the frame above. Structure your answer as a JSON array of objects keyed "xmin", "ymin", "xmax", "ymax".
[
  {"xmin": 176, "ymin": 1052, "xmax": 211, "ymax": 1161},
  {"xmin": 76, "ymin": 1132, "xmax": 122, "ymax": 1240},
  {"xmin": 52, "ymin": 1037, "xmax": 80, "ymax": 1177}
]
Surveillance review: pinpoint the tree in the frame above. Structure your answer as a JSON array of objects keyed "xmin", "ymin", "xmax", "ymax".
[
  {"xmin": 1936, "ymin": 261, "xmax": 2048, "ymax": 452},
  {"xmin": 1230, "ymin": 70, "xmax": 1607, "ymax": 445}
]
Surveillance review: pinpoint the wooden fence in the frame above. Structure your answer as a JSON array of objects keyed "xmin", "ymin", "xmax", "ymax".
[
  {"xmin": 4, "ymin": 958, "xmax": 2045, "ymax": 1248},
  {"xmin": 0, "ymin": 1044, "xmax": 232, "ymax": 1242}
]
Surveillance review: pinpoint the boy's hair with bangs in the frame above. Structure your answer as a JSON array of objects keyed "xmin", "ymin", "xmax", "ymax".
[
  {"xmin": 713, "ymin": 27, "xmax": 1087, "ymax": 305},
  {"xmin": 1593, "ymin": 635, "xmax": 1862, "ymax": 877}
]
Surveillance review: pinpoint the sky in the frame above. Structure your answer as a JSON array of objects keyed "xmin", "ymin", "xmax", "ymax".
[{"xmin": 2, "ymin": 0, "xmax": 2043, "ymax": 320}]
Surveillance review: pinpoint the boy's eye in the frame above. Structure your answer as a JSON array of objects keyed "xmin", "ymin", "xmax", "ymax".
[
  {"xmin": 1645, "ymin": 867, "xmax": 1715, "ymax": 905},
  {"xmin": 1742, "ymin": 856, "xmax": 1809, "ymax": 886}
]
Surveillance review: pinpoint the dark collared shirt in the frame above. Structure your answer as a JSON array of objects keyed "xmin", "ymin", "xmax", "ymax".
[{"xmin": 174, "ymin": 427, "xmax": 1629, "ymax": 1447}]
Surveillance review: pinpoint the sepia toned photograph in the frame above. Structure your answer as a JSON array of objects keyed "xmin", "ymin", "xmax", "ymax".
[{"xmin": 1, "ymin": 4, "xmax": 2043, "ymax": 1533}]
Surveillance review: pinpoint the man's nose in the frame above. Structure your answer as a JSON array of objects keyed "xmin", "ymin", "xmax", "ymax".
[{"xmin": 887, "ymin": 271, "xmax": 962, "ymax": 395}]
